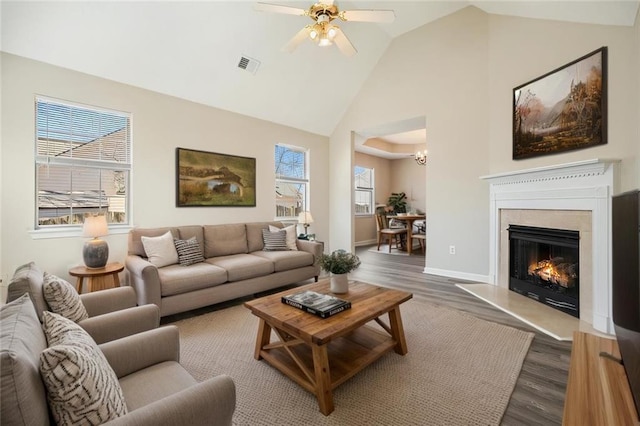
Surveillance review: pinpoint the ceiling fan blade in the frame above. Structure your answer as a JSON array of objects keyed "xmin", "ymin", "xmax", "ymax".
[
  {"xmin": 254, "ymin": 2, "xmax": 306, "ymax": 16},
  {"xmin": 283, "ymin": 27, "xmax": 310, "ymax": 53},
  {"xmin": 332, "ymin": 27, "xmax": 357, "ymax": 57},
  {"xmin": 341, "ymin": 9, "xmax": 395, "ymax": 23}
]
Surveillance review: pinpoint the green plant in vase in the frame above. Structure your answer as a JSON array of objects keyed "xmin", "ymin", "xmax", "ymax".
[
  {"xmin": 320, "ymin": 249, "xmax": 361, "ymax": 294},
  {"xmin": 387, "ymin": 192, "xmax": 407, "ymax": 214}
]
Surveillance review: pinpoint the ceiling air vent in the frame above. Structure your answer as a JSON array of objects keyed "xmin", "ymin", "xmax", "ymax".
[{"xmin": 238, "ymin": 55, "xmax": 260, "ymax": 74}]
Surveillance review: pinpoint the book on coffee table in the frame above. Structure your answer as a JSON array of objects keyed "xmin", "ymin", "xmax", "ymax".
[{"xmin": 282, "ymin": 290, "xmax": 351, "ymax": 319}]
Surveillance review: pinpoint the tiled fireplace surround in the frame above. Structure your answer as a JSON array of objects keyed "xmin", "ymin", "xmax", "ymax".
[{"xmin": 482, "ymin": 159, "xmax": 619, "ymax": 335}]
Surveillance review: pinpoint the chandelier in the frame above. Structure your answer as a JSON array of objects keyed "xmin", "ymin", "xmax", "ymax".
[{"xmin": 414, "ymin": 150, "xmax": 427, "ymax": 165}]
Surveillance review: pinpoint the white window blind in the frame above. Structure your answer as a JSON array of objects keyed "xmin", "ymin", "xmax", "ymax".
[
  {"xmin": 275, "ymin": 144, "xmax": 308, "ymax": 219},
  {"xmin": 35, "ymin": 97, "xmax": 132, "ymax": 228},
  {"xmin": 355, "ymin": 166, "xmax": 374, "ymax": 215}
]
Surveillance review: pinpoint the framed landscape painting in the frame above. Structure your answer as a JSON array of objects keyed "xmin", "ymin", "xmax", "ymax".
[
  {"xmin": 513, "ymin": 47, "xmax": 607, "ymax": 160},
  {"xmin": 176, "ymin": 147, "xmax": 256, "ymax": 207}
]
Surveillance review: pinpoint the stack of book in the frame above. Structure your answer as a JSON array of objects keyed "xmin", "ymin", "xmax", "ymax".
[{"xmin": 282, "ymin": 290, "xmax": 351, "ymax": 319}]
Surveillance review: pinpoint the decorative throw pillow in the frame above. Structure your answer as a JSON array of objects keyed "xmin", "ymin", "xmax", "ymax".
[
  {"xmin": 42, "ymin": 272, "xmax": 89, "ymax": 323},
  {"xmin": 262, "ymin": 229, "xmax": 288, "ymax": 251},
  {"xmin": 269, "ymin": 224, "xmax": 298, "ymax": 251},
  {"xmin": 40, "ymin": 311, "xmax": 128, "ymax": 425},
  {"xmin": 141, "ymin": 231, "xmax": 179, "ymax": 267},
  {"xmin": 1, "ymin": 294, "xmax": 50, "ymax": 426},
  {"xmin": 174, "ymin": 237, "xmax": 205, "ymax": 266},
  {"xmin": 6, "ymin": 261, "xmax": 48, "ymax": 322}
]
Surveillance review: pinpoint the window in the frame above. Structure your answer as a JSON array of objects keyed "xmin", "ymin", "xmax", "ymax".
[
  {"xmin": 35, "ymin": 97, "xmax": 131, "ymax": 228},
  {"xmin": 355, "ymin": 166, "xmax": 374, "ymax": 215},
  {"xmin": 275, "ymin": 144, "xmax": 308, "ymax": 219}
]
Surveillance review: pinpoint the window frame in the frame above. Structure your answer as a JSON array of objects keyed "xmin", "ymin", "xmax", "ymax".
[
  {"xmin": 354, "ymin": 165, "xmax": 375, "ymax": 217},
  {"xmin": 32, "ymin": 96, "xmax": 132, "ymax": 237},
  {"xmin": 275, "ymin": 143, "xmax": 309, "ymax": 220}
]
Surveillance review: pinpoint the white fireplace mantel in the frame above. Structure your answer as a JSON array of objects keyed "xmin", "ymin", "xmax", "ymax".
[{"xmin": 481, "ymin": 159, "xmax": 620, "ymax": 334}]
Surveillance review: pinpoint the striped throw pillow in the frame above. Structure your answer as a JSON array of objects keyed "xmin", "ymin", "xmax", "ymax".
[
  {"xmin": 269, "ymin": 224, "xmax": 298, "ymax": 251},
  {"xmin": 40, "ymin": 311, "xmax": 128, "ymax": 425},
  {"xmin": 42, "ymin": 273, "xmax": 89, "ymax": 323},
  {"xmin": 174, "ymin": 237, "xmax": 205, "ymax": 266},
  {"xmin": 262, "ymin": 229, "xmax": 289, "ymax": 251}
]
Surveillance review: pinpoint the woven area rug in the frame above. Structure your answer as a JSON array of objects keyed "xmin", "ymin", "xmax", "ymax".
[{"xmin": 175, "ymin": 298, "xmax": 534, "ymax": 426}]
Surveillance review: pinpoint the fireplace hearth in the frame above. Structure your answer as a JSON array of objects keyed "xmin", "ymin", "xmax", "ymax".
[{"xmin": 508, "ymin": 225, "xmax": 580, "ymax": 318}]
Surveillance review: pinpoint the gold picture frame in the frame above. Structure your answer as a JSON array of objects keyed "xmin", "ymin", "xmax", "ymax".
[{"xmin": 176, "ymin": 147, "xmax": 256, "ymax": 207}]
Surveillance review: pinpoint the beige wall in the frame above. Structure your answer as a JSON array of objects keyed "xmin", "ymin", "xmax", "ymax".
[
  {"xmin": 0, "ymin": 52, "xmax": 3, "ymax": 289},
  {"xmin": 637, "ymin": 6, "xmax": 640, "ymax": 185},
  {"xmin": 487, "ymin": 14, "xmax": 639, "ymax": 192},
  {"xmin": 330, "ymin": 6, "xmax": 639, "ymax": 281},
  {"xmin": 353, "ymin": 153, "xmax": 426, "ymax": 245},
  {"xmin": 390, "ymin": 158, "xmax": 426, "ymax": 213},
  {"xmin": 1, "ymin": 53, "xmax": 329, "ymax": 288},
  {"xmin": 354, "ymin": 152, "xmax": 391, "ymax": 244},
  {"xmin": 332, "ymin": 6, "xmax": 491, "ymax": 278}
]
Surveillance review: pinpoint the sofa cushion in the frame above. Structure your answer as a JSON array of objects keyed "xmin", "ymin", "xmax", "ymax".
[
  {"xmin": 204, "ymin": 224, "xmax": 248, "ymax": 257},
  {"xmin": 43, "ymin": 272, "xmax": 89, "ymax": 323},
  {"xmin": 174, "ymin": 237, "xmax": 205, "ymax": 266},
  {"xmin": 40, "ymin": 311, "xmax": 128, "ymax": 424},
  {"xmin": 246, "ymin": 222, "xmax": 282, "ymax": 252},
  {"xmin": 269, "ymin": 224, "xmax": 298, "ymax": 250},
  {"xmin": 262, "ymin": 229, "xmax": 288, "ymax": 251},
  {"xmin": 7, "ymin": 261, "xmax": 49, "ymax": 322},
  {"xmin": 142, "ymin": 231, "xmax": 179, "ymax": 267},
  {"xmin": 118, "ymin": 361, "xmax": 198, "ymax": 411},
  {"xmin": 251, "ymin": 250, "xmax": 315, "ymax": 272},
  {"xmin": 158, "ymin": 263, "xmax": 228, "ymax": 297},
  {"xmin": 0, "ymin": 294, "xmax": 50, "ymax": 426},
  {"xmin": 128, "ymin": 227, "xmax": 177, "ymax": 257},
  {"xmin": 206, "ymin": 254, "xmax": 274, "ymax": 282}
]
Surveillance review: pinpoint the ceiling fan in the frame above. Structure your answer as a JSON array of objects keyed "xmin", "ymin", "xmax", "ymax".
[{"xmin": 254, "ymin": 1, "xmax": 395, "ymax": 57}]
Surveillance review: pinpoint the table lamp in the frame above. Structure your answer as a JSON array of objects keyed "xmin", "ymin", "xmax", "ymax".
[
  {"xmin": 297, "ymin": 211, "xmax": 314, "ymax": 235},
  {"xmin": 82, "ymin": 215, "xmax": 109, "ymax": 268}
]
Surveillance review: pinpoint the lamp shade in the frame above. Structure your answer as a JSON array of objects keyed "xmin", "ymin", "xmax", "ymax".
[
  {"xmin": 83, "ymin": 215, "xmax": 108, "ymax": 238},
  {"xmin": 297, "ymin": 211, "xmax": 314, "ymax": 225}
]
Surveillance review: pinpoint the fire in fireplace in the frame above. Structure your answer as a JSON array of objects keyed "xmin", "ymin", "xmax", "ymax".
[{"xmin": 508, "ymin": 225, "xmax": 580, "ymax": 318}]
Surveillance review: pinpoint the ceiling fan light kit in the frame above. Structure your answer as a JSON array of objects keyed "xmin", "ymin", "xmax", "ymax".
[{"xmin": 255, "ymin": 1, "xmax": 395, "ymax": 56}]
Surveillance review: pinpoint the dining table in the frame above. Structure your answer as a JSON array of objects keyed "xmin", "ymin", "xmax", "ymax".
[{"xmin": 386, "ymin": 214, "xmax": 426, "ymax": 255}]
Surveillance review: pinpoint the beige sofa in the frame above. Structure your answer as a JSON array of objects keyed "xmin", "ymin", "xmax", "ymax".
[{"xmin": 126, "ymin": 222, "xmax": 323, "ymax": 317}]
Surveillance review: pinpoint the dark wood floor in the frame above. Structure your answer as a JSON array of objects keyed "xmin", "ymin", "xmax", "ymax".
[{"xmin": 351, "ymin": 245, "xmax": 571, "ymax": 426}]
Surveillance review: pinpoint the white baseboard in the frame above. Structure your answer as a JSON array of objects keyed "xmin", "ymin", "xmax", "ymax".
[
  {"xmin": 355, "ymin": 239, "xmax": 377, "ymax": 247},
  {"xmin": 422, "ymin": 267, "xmax": 490, "ymax": 284}
]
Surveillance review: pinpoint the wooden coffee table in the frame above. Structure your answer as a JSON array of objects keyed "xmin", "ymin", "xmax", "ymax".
[{"xmin": 244, "ymin": 280, "xmax": 413, "ymax": 415}]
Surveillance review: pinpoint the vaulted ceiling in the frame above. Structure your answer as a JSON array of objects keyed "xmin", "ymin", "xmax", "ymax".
[{"xmin": 2, "ymin": 1, "xmax": 638, "ymax": 140}]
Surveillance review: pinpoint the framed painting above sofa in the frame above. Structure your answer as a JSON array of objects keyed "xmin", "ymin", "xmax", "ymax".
[{"xmin": 176, "ymin": 147, "xmax": 256, "ymax": 207}]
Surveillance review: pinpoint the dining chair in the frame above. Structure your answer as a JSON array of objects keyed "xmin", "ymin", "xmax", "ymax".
[
  {"xmin": 412, "ymin": 233, "xmax": 426, "ymax": 253},
  {"xmin": 411, "ymin": 220, "xmax": 426, "ymax": 253},
  {"xmin": 375, "ymin": 214, "xmax": 408, "ymax": 253}
]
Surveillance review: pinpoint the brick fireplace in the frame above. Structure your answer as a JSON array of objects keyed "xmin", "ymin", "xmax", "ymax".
[{"xmin": 482, "ymin": 159, "xmax": 619, "ymax": 334}]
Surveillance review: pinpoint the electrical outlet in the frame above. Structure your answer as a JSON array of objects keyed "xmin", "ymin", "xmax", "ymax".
[{"xmin": 449, "ymin": 245, "xmax": 456, "ymax": 255}]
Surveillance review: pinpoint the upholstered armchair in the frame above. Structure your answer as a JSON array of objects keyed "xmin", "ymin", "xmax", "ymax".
[
  {"xmin": 7, "ymin": 261, "xmax": 160, "ymax": 344},
  {"xmin": 100, "ymin": 326, "xmax": 236, "ymax": 425},
  {"xmin": 1, "ymin": 293, "xmax": 235, "ymax": 426}
]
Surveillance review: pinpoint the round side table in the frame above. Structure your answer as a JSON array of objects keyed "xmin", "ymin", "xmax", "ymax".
[{"xmin": 69, "ymin": 262, "xmax": 124, "ymax": 293}]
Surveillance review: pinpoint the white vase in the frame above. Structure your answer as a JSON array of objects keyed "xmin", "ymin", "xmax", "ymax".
[{"xmin": 330, "ymin": 273, "xmax": 349, "ymax": 294}]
